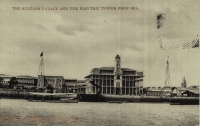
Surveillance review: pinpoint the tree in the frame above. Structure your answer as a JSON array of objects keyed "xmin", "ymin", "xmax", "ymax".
[
  {"xmin": 9, "ymin": 77, "xmax": 18, "ymax": 89},
  {"xmin": 47, "ymin": 84, "xmax": 54, "ymax": 93},
  {"xmin": 0, "ymin": 77, "xmax": 3, "ymax": 88}
]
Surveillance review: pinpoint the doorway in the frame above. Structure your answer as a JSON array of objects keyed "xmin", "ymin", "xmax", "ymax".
[{"xmin": 116, "ymin": 88, "xmax": 120, "ymax": 95}]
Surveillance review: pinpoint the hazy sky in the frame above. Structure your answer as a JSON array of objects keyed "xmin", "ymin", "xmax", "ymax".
[{"xmin": 0, "ymin": 0, "xmax": 199, "ymax": 87}]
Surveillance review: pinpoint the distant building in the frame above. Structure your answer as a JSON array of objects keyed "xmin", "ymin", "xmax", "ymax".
[
  {"xmin": 37, "ymin": 75, "xmax": 64, "ymax": 93},
  {"xmin": 188, "ymin": 85, "xmax": 199, "ymax": 88},
  {"xmin": 145, "ymin": 87, "xmax": 172, "ymax": 96},
  {"xmin": 63, "ymin": 79, "xmax": 87, "ymax": 94},
  {"xmin": 172, "ymin": 86, "xmax": 199, "ymax": 97},
  {"xmin": 172, "ymin": 87, "xmax": 188, "ymax": 97},
  {"xmin": 77, "ymin": 80, "xmax": 86, "ymax": 94},
  {"xmin": 181, "ymin": 76, "xmax": 187, "ymax": 88},
  {"xmin": 63, "ymin": 79, "xmax": 77, "ymax": 93},
  {"xmin": 84, "ymin": 55, "xmax": 144, "ymax": 95},
  {"xmin": 0, "ymin": 74, "xmax": 12, "ymax": 88},
  {"xmin": 182, "ymin": 90, "xmax": 199, "ymax": 97},
  {"xmin": 15, "ymin": 75, "xmax": 37, "ymax": 89}
]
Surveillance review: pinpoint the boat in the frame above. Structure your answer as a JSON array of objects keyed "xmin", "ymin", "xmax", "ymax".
[
  {"xmin": 27, "ymin": 92, "xmax": 78, "ymax": 103},
  {"xmin": 59, "ymin": 98, "xmax": 78, "ymax": 103},
  {"xmin": 108, "ymin": 101, "xmax": 123, "ymax": 104}
]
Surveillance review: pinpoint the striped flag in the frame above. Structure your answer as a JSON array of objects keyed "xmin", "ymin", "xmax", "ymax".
[{"xmin": 192, "ymin": 39, "xmax": 199, "ymax": 48}]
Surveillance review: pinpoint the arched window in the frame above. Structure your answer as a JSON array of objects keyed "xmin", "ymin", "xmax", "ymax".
[{"xmin": 116, "ymin": 81, "xmax": 120, "ymax": 87}]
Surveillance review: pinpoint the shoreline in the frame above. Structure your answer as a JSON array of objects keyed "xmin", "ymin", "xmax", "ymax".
[{"xmin": 0, "ymin": 88, "xmax": 199, "ymax": 105}]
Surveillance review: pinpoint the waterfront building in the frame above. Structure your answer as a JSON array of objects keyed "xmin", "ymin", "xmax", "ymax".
[
  {"xmin": 37, "ymin": 75, "xmax": 64, "ymax": 93},
  {"xmin": 188, "ymin": 85, "xmax": 199, "ymax": 88},
  {"xmin": 182, "ymin": 90, "xmax": 199, "ymax": 97},
  {"xmin": 15, "ymin": 75, "xmax": 37, "ymax": 89},
  {"xmin": 145, "ymin": 87, "xmax": 172, "ymax": 96},
  {"xmin": 63, "ymin": 79, "xmax": 87, "ymax": 94},
  {"xmin": 0, "ymin": 74, "xmax": 12, "ymax": 87},
  {"xmin": 77, "ymin": 80, "xmax": 86, "ymax": 94},
  {"xmin": 172, "ymin": 86, "xmax": 199, "ymax": 97},
  {"xmin": 63, "ymin": 79, "xmax": 77, "ymax": 93},
  {"xmin": 84, "ymin": 55, "xmax": 144, "ymax": 95},
  {"xmin": 172, "ymin": 87, "xmax": 188, "ymax": 97}
]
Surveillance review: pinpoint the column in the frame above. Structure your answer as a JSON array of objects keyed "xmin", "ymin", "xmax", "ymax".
[
  {"xmin": 142, "ymin": 82, "xmax": 143, "ymax": 96},
  {"xmin": 102, "ymin": 77, "xmax": 103, "ymax": 94},
  {"xmin": 106, "ymin": 76, "xmax": 107, "ymax": 95},
  {"xmin": 110, "ymin": 76, "xmax": 111, "ymax": 95},
  {"xmin": 114, "ymin": 79, "xmax": 116, "ymax": 95},
  {"xmin": 95, "ymin": 78, "xmax": 96, "ymax": 94},
  {"xmin": 125, "ymin": 77, "xmax": 126, "ymax": 95},
  {"xmin": 129, "ymin": 76, "xmax": 130, "ymax": 95},
  {"xmin": 139, "ymin": 81, "xmax": 140, "ymax": 96}
]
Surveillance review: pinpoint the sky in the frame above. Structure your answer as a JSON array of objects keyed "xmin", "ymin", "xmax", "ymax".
[{"xmin": 0, "ymin": 0, "xmax": 199, "ymax": 87}]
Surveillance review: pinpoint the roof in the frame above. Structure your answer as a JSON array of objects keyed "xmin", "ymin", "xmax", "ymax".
[
  {"xmin": 16, "ymin": 75, "xmax": 37, "ymax": 78},
  {"xmin": 121, "ymin": 68, "xmax": 136, "ymax": 71},
  {"xmin": 91, "ymin": 67, "xmax": 137, "ymax": 71},
  {"xmin": 174, "ymin": 87, "xmax": 188, "ymax": 91},
  {"xmin": 147, "ymin": 89, "xmax": 162, "ymax": 92},
  {"xmin": 188, "ymin": 85, "xmax": 199, "ymax": 88},
  {"xmin": 0, "ymin": 74, "xmax": 12, "ymax": 77},
  {"xmin": 85, "ymin": 74, "xmax": 92, "ymax": 78},
  {"xmin": 43, "ymin": 75, "xmax": 64, "ymax": 78},
  {"xmin": 183, "ymin": 89, "xmax": 199, "ymax": 94},
  {"xmin": 174, "ymin": 87, "xmax": 199, "ymax": 91},
  {"xmin": 100, "ymin": 67, "xmax": 114, "ymax": 70},
  {"xmin": 135, "ymin": 78, "xmax": 143, "ymax": 81},
  {"xmin": 64, "ymin": 79, "xmax": 77, "ymax": 81},
  {"xmin": 147, "ymin": 87, "xmax": 171, "ymax": 92},
  {"xmin": 77, "ymin": 80, "xmax": 85, "ymax": 83},
  {"xmin": 188, "ymin": 90, "xmax": 199, "ymax": 94}
]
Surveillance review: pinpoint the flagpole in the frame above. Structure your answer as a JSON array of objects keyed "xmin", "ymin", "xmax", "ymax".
[{"xmin": 41, "ymin": 56, "xmax": 43, "ymax": 75}]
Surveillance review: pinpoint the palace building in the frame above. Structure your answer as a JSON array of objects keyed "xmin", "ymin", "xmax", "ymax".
[
  {"xmin": 85, "ymin": 55, "xmax": 144, "ymax": 95},
  {"xmin": 15, "ymin": 75, "xmax": 37, "ymax": 89},
  {"xmin": 37, "ymin": 75, "xmax": 64, "ymax": 93}
]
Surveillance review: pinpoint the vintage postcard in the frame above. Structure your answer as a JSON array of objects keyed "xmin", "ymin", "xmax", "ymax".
[{"xmin": 0, "ymin": 0, "xmax": 199, "ymax": 125}]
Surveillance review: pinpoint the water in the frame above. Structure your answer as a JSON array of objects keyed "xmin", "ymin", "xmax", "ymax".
[{"xmin": 0, "ymin": 99, "xmax": 199, "ymax": 126}]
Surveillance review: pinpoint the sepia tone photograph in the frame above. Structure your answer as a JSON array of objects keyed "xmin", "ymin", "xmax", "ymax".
[{"xmin": 0, "ymin": 0, "xmax": 199, "ymax": 125}]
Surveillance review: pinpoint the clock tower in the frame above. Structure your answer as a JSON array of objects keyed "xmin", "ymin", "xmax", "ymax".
[{"xmin": 114, "ymin": 55, "xmax": 122, "ymax": 95}]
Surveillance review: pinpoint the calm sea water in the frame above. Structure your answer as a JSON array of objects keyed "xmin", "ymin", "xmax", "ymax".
[{"xmin": 0, "ymin": 99, "xmax": 199, "ymax": 126}]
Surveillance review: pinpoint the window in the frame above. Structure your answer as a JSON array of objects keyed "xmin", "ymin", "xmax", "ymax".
[
  {"xmin": 116, "ymin": 81, "xmax": 120, "ymax": 87},
  {"xmin": 117, "ymin": 75, "xmax": 120, "ymax": 79}
]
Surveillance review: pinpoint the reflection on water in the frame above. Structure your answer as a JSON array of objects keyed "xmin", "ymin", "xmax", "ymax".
[{"xmin": 0, "ymin": 99, "xmax": 199, "ymax": 126}]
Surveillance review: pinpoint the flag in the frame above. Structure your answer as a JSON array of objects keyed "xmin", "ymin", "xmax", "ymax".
[
  {"xmin": 192, "ymin": 39, "xmax": 199, "ymax": 48},
  {"xmin": 40, "ymin": 52, "xmax": 43, "ymax": 57},
  {"xmin": 157, "ymin": 13, "xmax": 166, "ymax": 29}
]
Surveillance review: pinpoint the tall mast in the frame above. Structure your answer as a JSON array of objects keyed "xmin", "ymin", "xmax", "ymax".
[{"xmin": 164, "ymin": 59, "xmax": 171, "ymax": 87}]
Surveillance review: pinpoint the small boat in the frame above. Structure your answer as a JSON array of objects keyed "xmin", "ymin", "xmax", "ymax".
[
  {"xmin": 108, "ymin": 101, "xmax": 123, "ymax": 104},
  {"xmin": 60, "ymin": 98, "xmax": 78, "ymax": 103},
  {"xmin": 27, "ymin": 92, "xmax": 78, "ymax": 103}
]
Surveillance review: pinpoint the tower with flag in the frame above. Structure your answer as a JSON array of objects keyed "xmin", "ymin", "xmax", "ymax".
[{"xmin": 37, "ymin": 52, "xmax": 45, "ymax": 75}]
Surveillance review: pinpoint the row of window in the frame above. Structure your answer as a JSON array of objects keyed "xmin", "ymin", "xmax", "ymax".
[
  {"xmin": 18, "ymin": 82, "xmax": 34, "ymax": 85},
  {"xmin": 93, "ymin": 79, "xmax": 135, "ymax": 87},
  {"xmin": 93, "ymin": 87, "xmax": 138, "ymax": 95},
  {"xmin": 92, "ymin": 76, "xmax": 135, "ymax": 80},
  {"xmin": 17, "ymin": 78, "xmax": 34, "ymax": 80}
]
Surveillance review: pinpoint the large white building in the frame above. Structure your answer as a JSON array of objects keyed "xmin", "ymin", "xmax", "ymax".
[{"xmin": 85, "ymin": 55, "xmax": 144, "ymax": 95}]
